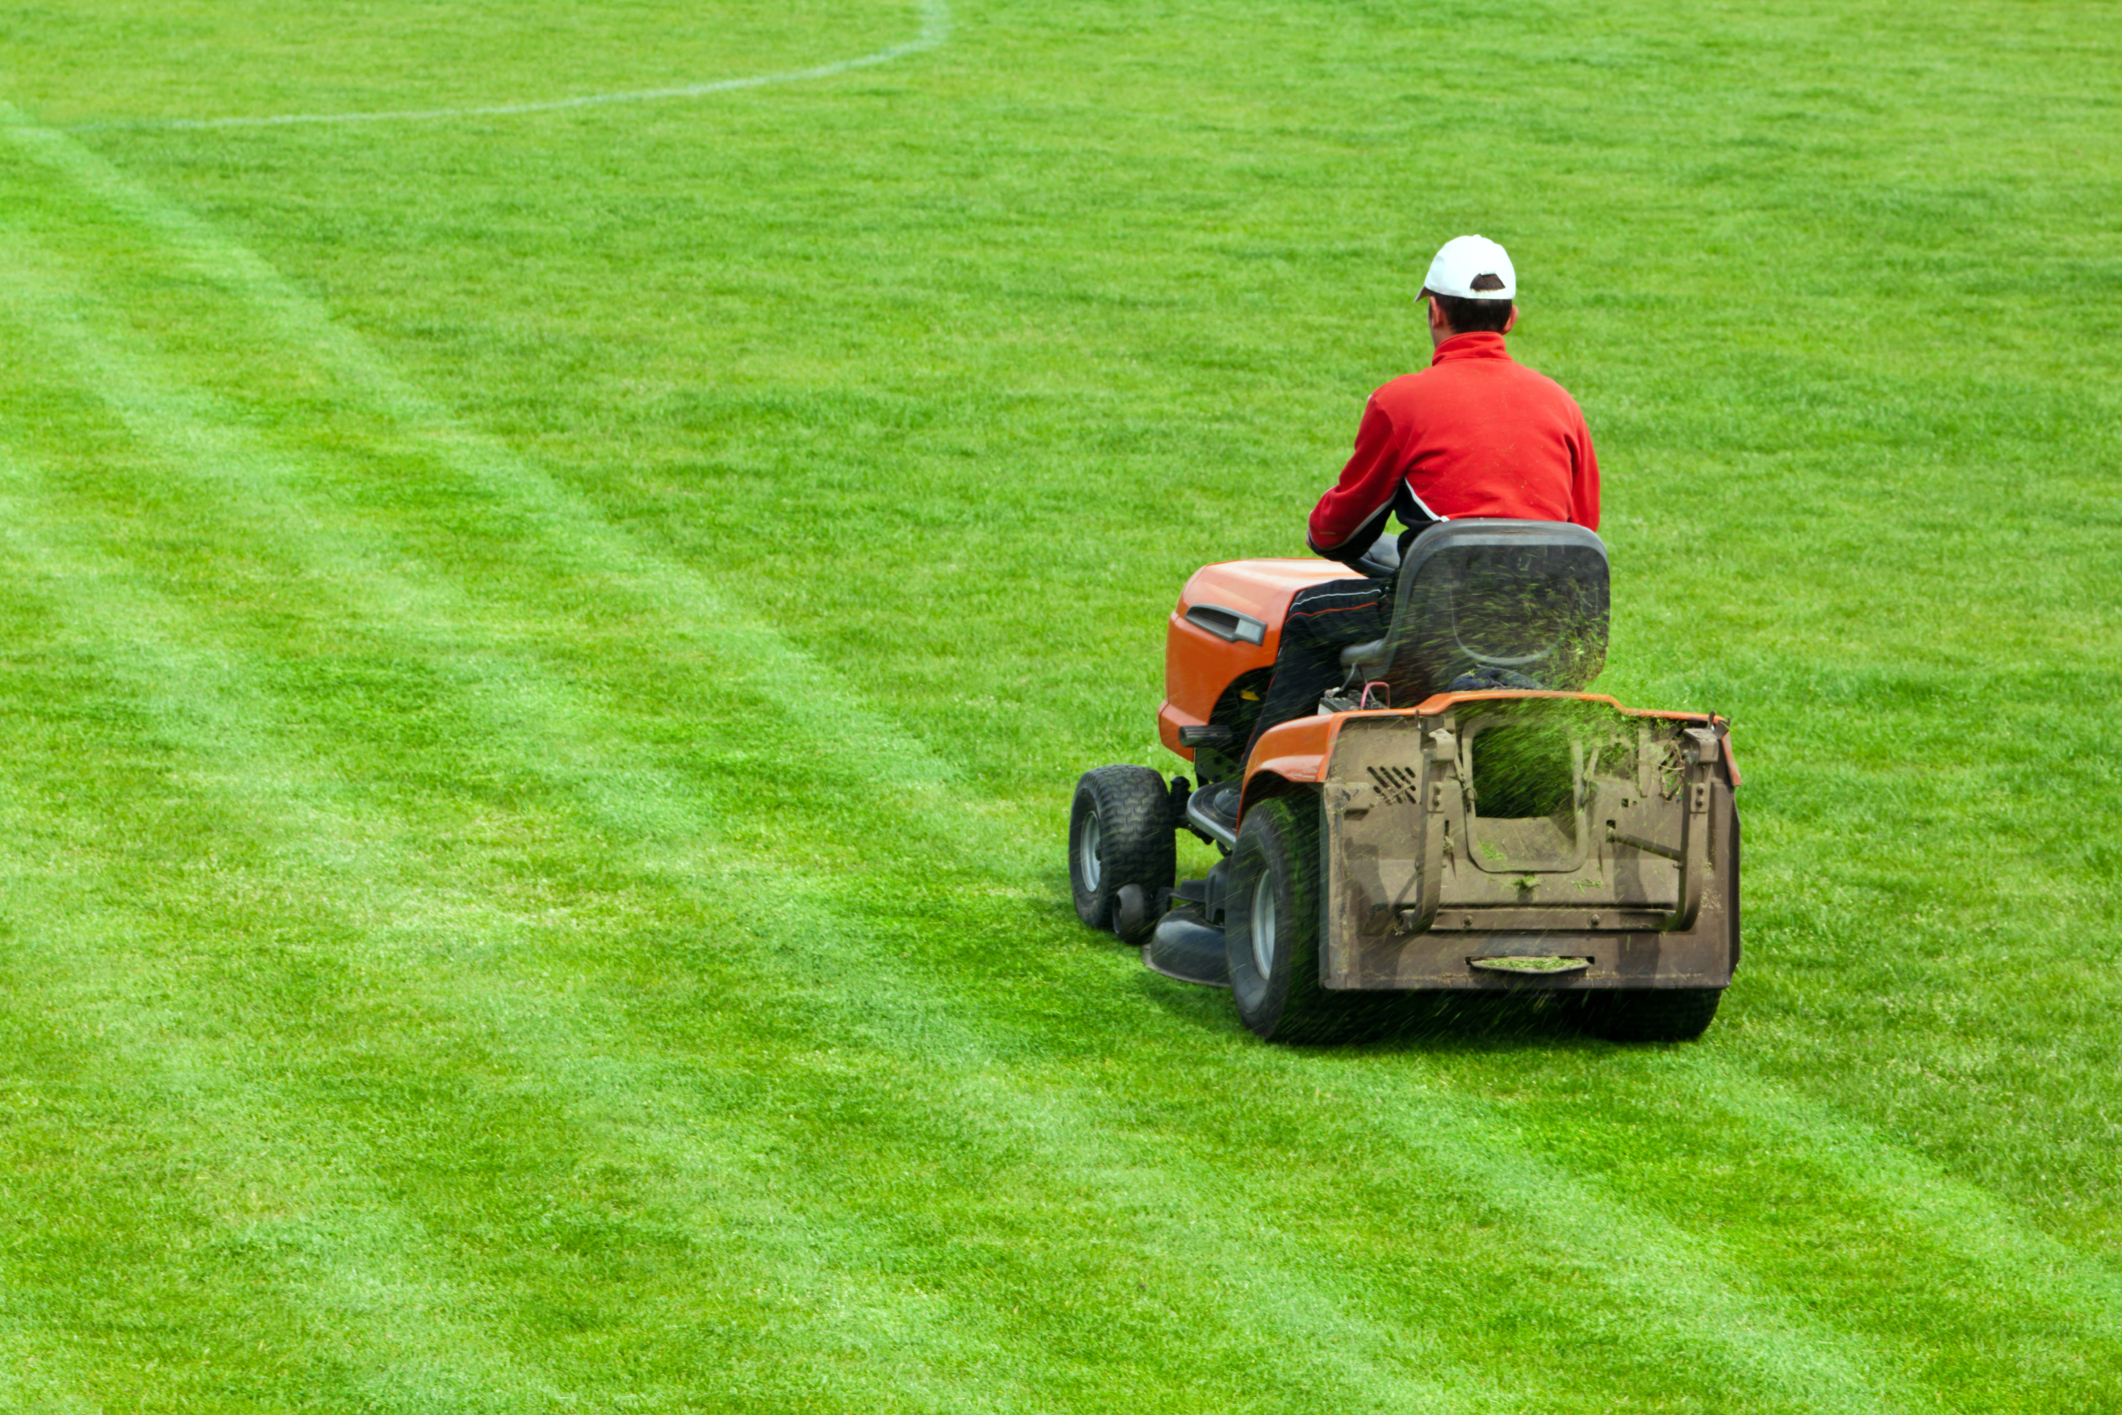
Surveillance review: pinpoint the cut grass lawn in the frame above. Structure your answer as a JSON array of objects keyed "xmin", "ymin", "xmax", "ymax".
[{"xmin": 0, "ymin": 0, "xmax": 2117, "ymax": 1409}]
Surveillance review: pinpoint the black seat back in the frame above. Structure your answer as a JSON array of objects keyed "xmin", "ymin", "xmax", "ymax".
[{"xmin": 1377, "ymin": 519, "xmax": 1609, "ymax": 702}]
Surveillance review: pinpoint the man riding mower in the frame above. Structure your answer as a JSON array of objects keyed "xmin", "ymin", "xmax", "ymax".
[{"xmin": 1068, "ymin": 237, "xmax": 1740, "ymax": 1043}]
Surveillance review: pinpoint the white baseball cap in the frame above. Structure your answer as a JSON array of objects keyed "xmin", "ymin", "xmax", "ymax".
[{"xmin": 1422, "ymin": 234, "xmax": 1516, "ymax": 301}]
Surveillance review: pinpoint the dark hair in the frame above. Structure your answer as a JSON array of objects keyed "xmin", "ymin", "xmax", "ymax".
[{"xmin": 1431, "ymin": 292, "xmax": 1514, "ymax": 333}]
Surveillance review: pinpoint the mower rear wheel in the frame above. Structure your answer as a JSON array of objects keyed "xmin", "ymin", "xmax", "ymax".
[
  {"xmin": 1070, "ymin": 766, "xmax": 1176, "ymax": 941},
  {"xmin": 1226, "ymin": 794, "xmax": 1397, "ymax": 1043},
  {"xmin": 1576, "ymin": 988, "xmax": 1723, "ymax": 1042},
  {"xmin": 1578, "ymin": 794, "xmax": 1739, "ymax": 1042}
]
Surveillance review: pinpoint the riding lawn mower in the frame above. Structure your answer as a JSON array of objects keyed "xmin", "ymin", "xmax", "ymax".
[{"xmin": 1069, "ymin": 520, "xmax": 1740, "ymax": 1043}]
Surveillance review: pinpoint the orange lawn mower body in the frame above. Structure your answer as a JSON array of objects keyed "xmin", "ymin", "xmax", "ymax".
[{"xmin": 1068, "ymin": 521, "xmax": 1740, "ymax": 1043}]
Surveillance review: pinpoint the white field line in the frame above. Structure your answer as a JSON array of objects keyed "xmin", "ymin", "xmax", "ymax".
[{"xmin": 72, "ymin": 0, "xmax": 949, "ymax": 132}]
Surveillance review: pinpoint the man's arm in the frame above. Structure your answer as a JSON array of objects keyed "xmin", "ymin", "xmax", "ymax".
[
  {"xmin": 1569, "ymin": 405, "xmax": 1600, "ymax": 531},
  {"xmin": 1307, "ymin": 396, "xmax": 1405, "ymax": 567}
]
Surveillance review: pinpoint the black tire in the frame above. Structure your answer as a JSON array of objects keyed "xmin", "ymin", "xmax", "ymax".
[
  {"xmin": 1069, "ymin": 766, "xmax": 1177, "ymax": 941},
  {"xmin": 1576, "ymin": 988, "xmax": 1723, "ymax": 1042},
  {"xmin": 1226, "ymin": 794, "xmax": 1404, "ymax": 1043},
  {"xmin": 1579, "ymin": 789, "xmax": 1739, "ymax": 1044}
]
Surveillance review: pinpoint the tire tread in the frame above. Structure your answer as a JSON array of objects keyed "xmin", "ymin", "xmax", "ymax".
[
  {"xmin": 1577, "ymin": 988, "xmax": 1723, "ymax": 1042},
  {"xmin": 1229, "ymin": 795, "xmax": 1415, "ymax": 1043},
  {"xmin": 1069, "ymin": 766, "xmax": 1177, "ymax": 938}
]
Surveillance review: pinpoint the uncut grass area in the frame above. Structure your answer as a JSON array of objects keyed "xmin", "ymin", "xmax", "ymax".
[{"xmin": 0, "ymin": 0, "xmax": 2117, "ymax": 1409}]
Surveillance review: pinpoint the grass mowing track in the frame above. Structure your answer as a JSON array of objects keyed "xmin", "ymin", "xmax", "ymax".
[{"xmin": 0, "ymin": 0, "xmax": 2116, "ymax": 1408}]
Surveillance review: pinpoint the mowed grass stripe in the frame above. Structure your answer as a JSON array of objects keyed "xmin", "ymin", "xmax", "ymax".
[
  {"xmin": 0, "ymin": 100, "xmax": 972, "ymax": 816},
  {"xmin": 0, "ymin": 202, "xmax": 1528, "ymax": 1407},
  {"xmin": 1318, "ymin": 1052, "xmax": 2122, "ymax": 1403},
  {"xmin": 0, "ymin": 353, "xmax": 1514, "ymax": 1410},
  {"xmin": 0, "ymin": 474, "xmax": 1126, "ymax": 1409},
  {"xmin": 0, "ymin": 1267, "xmax": 95, "ymax": 1415},
  {"xmin": 0, "ymin": 113, "xmax": 2113, "ymax": 1415},
  {"xmin": 33, "ymin": 68, "xmax": 2122, "ymax": 1357},
  {"xmin": 0, "ymin": 495, "xmax": 647, "ymax": 1408},
  {"xmin": 0, "ymin": 344, "xmax": 1898, "ymax": 1415},
  {"xmin": 0, "ymin": 141, "xmax": 1708, "ymax": 1402},
  {"xmin": 24, "ymin": 68, "xmax": 2122, "ymax": 1408},
  {"xmin": 0, "ymin": 116, "xmax": 1858, "ymax": 1408},
  {"xmin": 0, "ymin": 329, "xmax": 1191, "ymax": 1403}
]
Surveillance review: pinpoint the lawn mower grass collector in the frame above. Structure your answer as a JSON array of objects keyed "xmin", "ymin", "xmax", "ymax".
[{"xmin": 1070, "ymin": 520, "xmax": 1740, "ymax": 1043}]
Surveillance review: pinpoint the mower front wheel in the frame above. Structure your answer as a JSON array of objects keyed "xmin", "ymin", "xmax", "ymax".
[{"xmin": 1070, "ymin": 766, "xmax": 1176, "ymax": 941}]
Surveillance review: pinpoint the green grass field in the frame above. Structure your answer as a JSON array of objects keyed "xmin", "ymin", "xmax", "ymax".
[{"xmin": 0, "ymin": 0, "xmax": 2117, "ymax": 1408}]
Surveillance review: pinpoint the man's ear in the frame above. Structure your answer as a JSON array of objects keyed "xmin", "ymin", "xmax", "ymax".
[{"xmin": 1504, "ymin": 303, "xmax": 1519, "ymax": 334}]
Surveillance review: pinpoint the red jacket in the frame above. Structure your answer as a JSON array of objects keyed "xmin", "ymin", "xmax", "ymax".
[{"xmin": 1308, "ymin": 332, "xmax": 1600, "ymax": 562}]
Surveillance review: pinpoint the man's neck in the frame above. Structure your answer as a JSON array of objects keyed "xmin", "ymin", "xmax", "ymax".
[{"xmin": 1430, "ymin": 331, "xmax": 1512, "ymax": 365}]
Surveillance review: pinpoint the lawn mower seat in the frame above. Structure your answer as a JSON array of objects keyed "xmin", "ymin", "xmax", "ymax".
[{"xmin": 1339, "ymin": 519, "xmax": 1609, "ymax": 703}]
